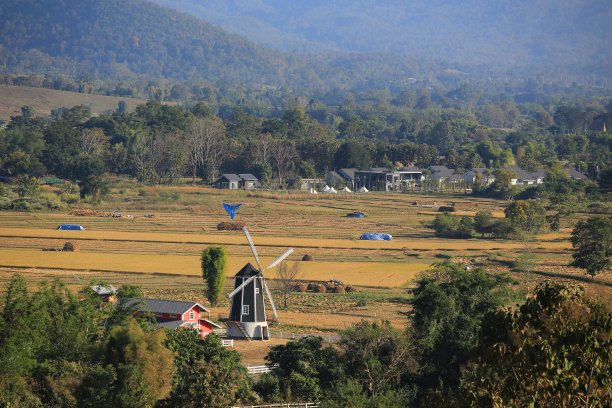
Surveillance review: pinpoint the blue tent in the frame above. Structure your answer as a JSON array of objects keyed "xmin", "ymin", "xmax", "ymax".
[
  {"xmin": 57, "ymin": 224, "xmax": 85, "ymax": 231},
  {"xmin": 346, "ymin": 212, "xmax": 366, "ymax": 218},
  {"xmin": 223, "ymin": 203, "xmax": 242, "ymax": 220},
  {"xmin": 360, "ymin": 233, "xmax": 392, "ymax": 241}
]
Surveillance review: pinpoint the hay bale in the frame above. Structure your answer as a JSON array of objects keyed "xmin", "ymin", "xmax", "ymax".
[
  {"xmin": 313, "ymin": 284, "xmax": 327, "ymax": 293},
  {"xmin": 216, "ymin": 221, "xmax": 246, "ymax": 231},
  {"xmin": 295, "ymin": 283, "xmax": 308, "ymax": 292},
  {"xmin": 438, "ymin": 206, "xmax": 455, "ymax": 212},
  {"xmin": 307, "ymin": 282, "xmax": 318, "ymax": 291},
  {"xmin": 333, "ymin": 285, "xmax": 346, "ymax": 294},
  {"xmin": 345, "ymin": 285, "xmax": 357, "ymax": 293},
  {"xmin": 63, "ymin": 241, "xmax": 80, "ymax": 252},
  {"xmin": 302, "ymin": 254, "xmax": 313, "ymax": 261}
]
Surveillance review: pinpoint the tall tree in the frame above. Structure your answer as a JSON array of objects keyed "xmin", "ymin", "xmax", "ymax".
[
  {"xmin": 201, "ymin": 247, "xmax": 227, "ymax": 307},
  {"xmin": 570, "ymin": 215, "xmax": 612, "ymax": 278}
]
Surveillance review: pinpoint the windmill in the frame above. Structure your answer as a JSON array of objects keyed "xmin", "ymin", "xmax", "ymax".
[{"xmin": 225, "ymin": 227, "xmax": 293, "ymax": 340}]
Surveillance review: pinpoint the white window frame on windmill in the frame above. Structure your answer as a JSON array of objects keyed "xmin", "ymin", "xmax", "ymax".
[
  {"xmin": 242, "ymin": 305, "xmax": 249, "ymax": 315},
  {"xmin": 255, "ymin": 287, "xmax": 260, "ymax": 294}
]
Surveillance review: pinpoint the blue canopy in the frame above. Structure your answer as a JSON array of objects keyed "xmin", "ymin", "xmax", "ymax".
[
  {"xmin": 223, "ymin": 203, "xmax": 242, "ymax": 220},
  {"xmin": 57, "ymin": 224, "xmax": 85, "ymax": 231},
  {"xmin": 346, "ymin": 212, "xmax": 366, "ymax": 218},
  {"xmin": 360, "ymin": 233, "xmax": 392, "ymax": 241}
]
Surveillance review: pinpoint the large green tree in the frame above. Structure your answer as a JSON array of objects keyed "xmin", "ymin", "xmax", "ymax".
[
  {"xmin": 570, "ymin": 215, "xmax": 612, "ymax": 277},
  {"xmin": 455, "ymin": 282, "xmax": 611, "ymax": 407},
  {"xmin": 410, "ymin": 262, "xmax": 513, "ymax": 392},
  {"xmin": 201, "ymin": 246, "xmax": 227, "ymax": 307}
]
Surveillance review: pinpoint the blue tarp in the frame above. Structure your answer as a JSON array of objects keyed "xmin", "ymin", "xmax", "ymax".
[
  {"xmin": 346, "ymin": 212, "xmax": 366, "ymax": 218},
  {"xmin": 223, "ymin": 203, "xmax": 242, "ymax": 220},
  {"xmin": 360, "ymin": 233, "xmax": 393, "ymax": 241},
  {"xmin": 57, "ymin": 224, "xmax": 85, "ymax": 230}
]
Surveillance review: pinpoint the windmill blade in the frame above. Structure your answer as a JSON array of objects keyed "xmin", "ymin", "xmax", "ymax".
[
  {"xmin": 263, "ymin": 247, "xmax": 294, "ymax": 271},
  {"xmin": 262, "ymin": 278, "xmax": 279, "ymax": 321},
  {"xmin": 242, "ymin": 227, "xmax": 262, "ymax": 270},
  {"xmin": 228, "ymin": 274, "xmax": 258, "ymax": 298}
]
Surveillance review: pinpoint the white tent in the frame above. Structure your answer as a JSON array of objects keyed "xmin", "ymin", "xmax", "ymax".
[
  {"xmin": 358, "ymin": 186, "xmax": 369, "ymax": 193},
  {"xmin": 322, "ymin": 185, "xmax": 331, "ymax": 192},
  {"xmin": 341, "ymin": 186, "xmax": 352, "ymax": 193},
  {"xmin": 328, "ymin": 187, "xmax": 338, "ymax": 194}
]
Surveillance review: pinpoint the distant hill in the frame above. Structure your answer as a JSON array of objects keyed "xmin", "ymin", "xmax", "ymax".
[
  {"xmin": 0, "ymin": 0, "xmax": 448, "ymax": 92},
  {"xmin": 152, "ymin": 0, "xmax": 612, "ymax": 74},
  {"xmin": 0, "ymin": 0, "xmax": 292, "ymax": 86},
  {"xmin": 0, "ymin": 85, "xmax": 147, "ymax": 121}
]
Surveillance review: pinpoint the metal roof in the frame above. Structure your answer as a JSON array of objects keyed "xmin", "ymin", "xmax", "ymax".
[
  {"xmin": 235, "ymin": 263, "xmax": 261, "ymax": 277},
  {"xmin": 219, "ymin": 173, "xmax": 242, "ymax": 182},
  {"xmin": 122, "ymin": 298, "xmax": 209, "ymax": 315},
  {"xmin": 90, "ymin": 285, "xmax": 117, "ymax": 295},
  {"xmin": 238, "ymin": 173, "xmax": 258, "ymax": 181}
]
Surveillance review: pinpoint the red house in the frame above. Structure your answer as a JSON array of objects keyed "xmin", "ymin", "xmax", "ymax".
[{"xmin": 124, "ymin": 298, "xmax": 221, "ymax": 337}]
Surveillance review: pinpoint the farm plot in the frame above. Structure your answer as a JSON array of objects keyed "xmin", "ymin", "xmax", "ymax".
[{"xmin": 0, "ymin": 249, "xmax": 429, "ymax": 287}]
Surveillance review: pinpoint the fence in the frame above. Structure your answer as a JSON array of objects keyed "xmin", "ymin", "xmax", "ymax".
[
  {"xmin": 270, "ymin": 332, "xmax": 340, "ymax": 344},
  {"xmin": 245, "ymin": 364, "xmax": 278, "ymax": 375}
]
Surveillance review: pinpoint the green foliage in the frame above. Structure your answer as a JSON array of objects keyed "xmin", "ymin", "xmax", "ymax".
[
  {"xmin": 334, "ymin": 140, "xmax": 372, "ymax": 169},
  {"xmin": 104, "ymin": 319, "xmax": 174, "ymax": 403},
  {"xmin": 455, "ymin": 282, "xmax": 611, "ymax": 407},
  {"xmin": 473, "ymin": 210, "xmax": 494, "ymax": 237},
  {"xmin": 504, "ymin": 199, "xmax": 547, "ymax": 240},
  {"xmin": 15, "ymin": 175, "xmax": 40, "ymax": 198},
  {"xmin": 340, "ymin": 321, "xmax": 417, "ymax": 397},
  {"xmin": 201, "ymin": 246, "xmax": 227, "ymax": 307},
  {"xmin": 265, "ymin": 336, "xmax": 344, "ymax": 402},
  {"xmin": 320, "ymin": 379, "xmax": 412, "ymax": 408},
  {"xmin": 162, "ymin": 330, "xmax": 251, "ymax": 408},
  {"xmin": 431, "ymin": 213, "xmax": 473, "ymax": 239},
  {"xmin": 570, "ymin": 215, "xmax": 612, "ymax": 277},
  {"xmin": 410, "ymin": 262, "xmax": 513, "ymax": 390}
]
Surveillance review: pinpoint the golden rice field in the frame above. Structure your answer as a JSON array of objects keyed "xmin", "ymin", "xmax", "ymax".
[
  {"xmin": 1, "ymin": 184, "xmax": 609, "ymax": 363},
  {"xmin": 0, "ymin": 249, "xmax": 428, "ymax": 287}
]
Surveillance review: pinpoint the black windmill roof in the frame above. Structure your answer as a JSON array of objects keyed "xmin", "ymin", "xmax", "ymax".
[{"xmin": 235, "ymin": 263, "xmax": 262, "ymax": 277}]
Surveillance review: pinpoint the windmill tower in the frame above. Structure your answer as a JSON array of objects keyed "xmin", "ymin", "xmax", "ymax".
[{"xmin": 225, "ymin": 227, "xmax": 293, "ymax": 340}]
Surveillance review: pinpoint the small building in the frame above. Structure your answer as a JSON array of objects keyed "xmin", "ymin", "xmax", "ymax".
[
  {"xmin": 464, "ymin": 168, "xmax": 496, "ymax": 186},
  {"xmin": 337, "ymin": 168, "xmax": 358, "ymax": 189},
  {"xmin": 566, "ymin": 168, "xmax": 588, "ymax": 180},
  {"xmin": 215, "ymin": 174, "xmax": 242, "ymax": 189},
  {"xmin": 429, "ymin": 166, "xmax": 462, "ymax": 183},
  {"xmin": 238, "ymin": 173, "xmax": 261, "ymax": 190},
  {"xmin": 90, "ymin": 285, "xmax": 118, "ymax": 302},
  {"xmin": 354, "ymin": 167, "xmax": 423, "ymax": 191},
  {"xmin": 506, "ymin": 166, "xmax": 546, "ymax": 185},
  {"xmin": 214, "ymin": 174, "xmax": 260, "ymax": 190},
  {"xmin": 298, "ymin": 178, "xmax": 324, "ymax": 191},
  {"xmin": 122, "ymin": 298, "xmax": 221, "ymax": 338}
]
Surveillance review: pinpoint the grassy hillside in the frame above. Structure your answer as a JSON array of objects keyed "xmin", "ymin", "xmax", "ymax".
[{"xmin": 0, "ymin": 85, "xmax": 147, "ymax": 121}]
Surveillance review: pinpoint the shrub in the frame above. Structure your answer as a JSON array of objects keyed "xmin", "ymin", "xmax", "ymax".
[
  {"xmin": 313, "ymin": 284, "xmax": 327, "ymax": 293},
  {"xmin": 302, "ymin": 254, "xmax": 313, "ymax": 261}
]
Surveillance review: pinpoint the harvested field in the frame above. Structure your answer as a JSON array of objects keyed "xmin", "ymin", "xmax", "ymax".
[{"xmin": 0, "ymin": 249, "xmax": 429, "ymax": 287}]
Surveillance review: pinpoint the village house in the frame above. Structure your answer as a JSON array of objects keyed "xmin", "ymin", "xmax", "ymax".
[
  {"xmin": 429, "ymin": 165, "xmax": 462, "ymax": 184},
  {"xmin": 464, "ymin": 168, "xmax": 496, "ymax": 186},
  {"xmin": 122, "ymin": 298, "xmax": 221, "ymax": 338},
  {"xmin": 214, "ymin": 173, "xmax": 261, "ymax": 190},
  {"xmin": 506, "ymin": 165, "xmax": 546, "ymax": 185},
  {"xmin": 354, "ymin": 167, "xmax": 424, "ymax": 191}
]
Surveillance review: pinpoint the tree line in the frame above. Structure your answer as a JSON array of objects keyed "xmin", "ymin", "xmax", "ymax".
[{"xmin": 1, "ymin": 95, "xmax": 610, "ymax": 195}]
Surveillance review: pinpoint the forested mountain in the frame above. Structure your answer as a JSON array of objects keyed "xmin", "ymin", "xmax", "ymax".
[
  {"xmin": 0, "ymin": 0, "xmax": 287, "ymax": 86},
  {"xmin": 0, "ymin": 0, "xmax": 450, "ymax": 92},
  {"xmin": 152, "ymin": 0, "xmax": 612, "ymax": 75}
]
